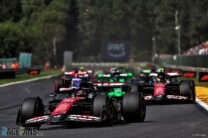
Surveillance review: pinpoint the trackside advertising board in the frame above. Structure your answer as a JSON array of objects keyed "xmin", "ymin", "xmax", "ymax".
[
  {"xmin": 199, "ymin": 72, "xmax": 208, "ymax": 82},
  {"xmin": 101, "ymin": 40, "xmax": 130, "ymax": 62},
  {"xmin": 27, "ymin": 69, "xmax": 41, "ymax": 75},
  {"xmin": 182, "ymin": 71, "xmax": 197, "ymax": 78}
]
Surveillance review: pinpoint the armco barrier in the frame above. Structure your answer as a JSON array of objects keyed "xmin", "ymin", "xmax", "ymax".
[
  {"xmin": 158, "ymin": 55, "xmax": 208, "ymax": 68},
  {"xmin": 162, "ymin": 65, "xmax": 207, "ymax": 80},
  {"xmin": 72, "ymin": 62, "xmax": 129, "ymax": 67}
]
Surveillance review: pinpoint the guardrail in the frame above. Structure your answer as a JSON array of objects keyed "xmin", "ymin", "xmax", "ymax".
[
  {"xmin": 72, "ymin": 62, "xmax": 130, "ymax": 67},
  {"xmin": 166, "ymin": 65, "xmax": 208, "ymax": 72},
  {"xmin": 158, "ymin": 55, "xmax": 208, "ymax": 68},
  {"xmin": 160, "ymin": 65, "xmax": 208, "ymax": 82},
  {"xmin": 0, "ymin": 66, "xmax": 44, "ymax": 76}
]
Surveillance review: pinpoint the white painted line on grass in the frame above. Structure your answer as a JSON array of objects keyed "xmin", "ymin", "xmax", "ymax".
[
  {"xmin": 196, "ymin": 97, "xmax": 208, "ymax": 111},
  {"xmin": 0, "ymin": 75, "xmax": 58, "ymax": 88}
]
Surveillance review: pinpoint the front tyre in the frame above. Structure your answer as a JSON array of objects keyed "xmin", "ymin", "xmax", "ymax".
[
  {"xmin": 122, "ymin": 93, "xmax": 146, "ymax": 122},
  {"xmin": 93, "ymin": 95, "xmax": 113, "ymax": 125},
  {"xmin": 180, "ymin": 80, "xmax": 195, "ymax": 103},
  {"xmin": 16, "ymin": 97, "xmax": 43, "ymax": 128}
]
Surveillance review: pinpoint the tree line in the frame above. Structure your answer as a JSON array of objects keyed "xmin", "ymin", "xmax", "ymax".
[{"xmin": 0, "ymin": 0, "xmax": 207, "ymax": 64}]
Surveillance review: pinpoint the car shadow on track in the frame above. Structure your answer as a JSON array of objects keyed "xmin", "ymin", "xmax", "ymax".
[
  {"xmin": 145, "ymin": 100, "xmax": 194, "ymax": 105},
  {"xmin": 40, "ymin": 124, "xmax": 124, "ymax": 131},
  {"xmin": 40, "ymin": 120, "xmax": 157, "ymax": 130}
]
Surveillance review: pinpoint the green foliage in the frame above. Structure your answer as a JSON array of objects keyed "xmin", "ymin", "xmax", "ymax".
[
  {"xmin": 154, "ymin": 0, "xmax": 177, "ymax": 54},
  {"xmin": 0, "ymin": 0, "xmax": 70, "ymax": 65},
  {"xmin": 0, "ymin": 0, "xmax": 208, "ymax": 63},
  {"xmin": 21, "ymin": 0, "xmax": 45, "ymax": 17},
  {"xmin": 0, "ymin": 0, "xmax": 22, "ymax": 22},
  {"xmin": 0, "ymin": 22, "xmax": 28, "ymax": 57}
]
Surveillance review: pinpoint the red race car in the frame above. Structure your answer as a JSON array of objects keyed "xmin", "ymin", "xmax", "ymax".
[{"xmin": 138, "ymin": 72, "xmax": 195, "ymax": 103}]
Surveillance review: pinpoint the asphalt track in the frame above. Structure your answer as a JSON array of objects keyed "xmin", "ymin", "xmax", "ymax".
[{"xmin": 0, "ymin": 78, "xmax": 207, "ymax": 138}]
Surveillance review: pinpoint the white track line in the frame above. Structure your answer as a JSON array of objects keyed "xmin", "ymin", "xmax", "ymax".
[
  {"xmin": 0, "ymin": 75, "xmax": 58, "ymax": 88},
  {"xmin": 196, "ymin": 97, "xmax": 208, "ymax": 111}
]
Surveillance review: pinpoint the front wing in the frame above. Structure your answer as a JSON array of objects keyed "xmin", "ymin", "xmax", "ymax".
[
  {"xmin": 25, "ymin": 114, "xmax": 101, "ymax": 125},
  {"xmin": 144, "ymin": 95, "xmax": 188, "ymax": 101}
]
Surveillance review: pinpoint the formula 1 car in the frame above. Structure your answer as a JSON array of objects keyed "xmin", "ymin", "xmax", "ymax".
[
  {"xmin": 49, "ymin": 78, "xmax": 95, "ymax": 112},
  {"xmin": 94, "ymin": 82, "xmax": 146, "ymax": 122},
  {"xmin": 94, "ymin": 73, "xmax": 146, "ymax": 122},
  {"xmin": 96, "ymin": 71, "xmax": 134, "ymax": 83},
  {"xmin": 54, "ymin": 69, "xmax": 92, "ymax": 92},
  {"xmin": 16, "ymin": 80, "xmax": 145, "ymax": 128},
  {"xmin": 138, "ymin": 72, "xmax": 195, "ymax": 103}
]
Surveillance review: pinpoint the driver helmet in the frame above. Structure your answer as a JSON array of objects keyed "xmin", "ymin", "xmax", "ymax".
[
  {"xmin": 151, "ymin": 66, "xmax": 157, "ymax": 73},
  {"xmin": 71, "ymin": 78, "xmax": 81, "ymax": 87},
  {"xmin": 151, "ymin": 77, "xmax": 160, "ymax": 83},
  {"xmin": 73, "ymin": 68, "xmax": 79, "ymax": 73}
]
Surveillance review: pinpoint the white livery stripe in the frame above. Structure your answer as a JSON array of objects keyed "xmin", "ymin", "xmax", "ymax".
[{"xmin": 68, "ymin": 115, "xmax": 101, "ymax": 121}]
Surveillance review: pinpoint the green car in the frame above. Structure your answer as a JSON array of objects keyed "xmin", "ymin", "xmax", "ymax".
[{"xmin": 94, "ymin": 77, "xmax": 146, "ymax": 122}]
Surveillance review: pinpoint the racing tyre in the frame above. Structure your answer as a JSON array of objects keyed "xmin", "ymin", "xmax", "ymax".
[
  {"xmin": 93, "ymin": 95, "xmax": 113, "ymax": 125},
  {"xmin": 17, "ymin": 97, "xmax": 43, "ymax": 128},
  {"xmin": 188, "ymin": 80, "xmax": 196, "ymax": 103},
  {"xmin": 180, "ymin": 80, "xmax": 195, "ymax": 103},
  {"xmin": 122, "ymin": 92, "xmax": 146, "ymax": 122},
  {"xmin": 129, "ymin": 84, "xmax": 138, "ymax": 93}
]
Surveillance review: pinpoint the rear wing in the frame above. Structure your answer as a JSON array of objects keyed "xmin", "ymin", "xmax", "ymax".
[
  {"xmin": 64, "ymin": 72, "xmax": 89, "ymax": 78},
  {"xmin": 140, "ymin": 68, "xmax": 164, "ymax": 74},
  {"xmin": 94, "ymin": 82, "xmax": 124, "ymax": 87},
  {"xmin": 165, "ymin": 72, "xmax": 182, "ymax": 77},
  {"xmin": 97, "ymin": 74, "xmax": 111, "ymax": 78},
  {"xmin": 97, "ymin": 72, "xmax": 133, "ymax": 78}
]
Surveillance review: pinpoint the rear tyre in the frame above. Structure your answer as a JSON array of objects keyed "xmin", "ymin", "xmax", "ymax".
[
  {"xmin": 129, "ymin": 84, "xmax": 138, "ymax": 93},
  {"xmin": 180, "ymin": 80, "xmax": 195, "ymax": 103},
  {"xmin": 188, "ymin": 80, "xmax": 196, "ymax": 102},
  {"xmin": 17, "ymin": 97, "xmax": 43, "ymax": 128},
  {"xmin": 122, "ymin": 92, "xmax": 146, "ymax": 123},
  {"xmin": 93, "ymin": 95, "xmax": 113, "ymax": 125}
]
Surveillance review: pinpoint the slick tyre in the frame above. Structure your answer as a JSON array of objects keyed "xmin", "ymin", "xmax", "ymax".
[
  {"xmin": 93, "ymin": 95, "xmax": 113, "ymax": 125},
  {"xmin": 180, "ymin": 80, "xmax": 195, "ymax": 103},
  {"xmin": 129, "ymin": 84, "xmax": 138, "ymax": 93},
  {"xmin": 188, "ymin": 80, "xmax": 196, "ymax": 103},
  {"xmin": 123, "ymin": 92, "xmax": 146, "ymax": 123},
  {"xmin": 19, "ymin": 97, "xmax": 43, "ymax": 128}
]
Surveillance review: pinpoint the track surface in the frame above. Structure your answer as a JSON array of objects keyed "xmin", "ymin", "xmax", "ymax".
[{"xmin": 0, "ymin": 78, "xmax": 207, "ymax": 138}]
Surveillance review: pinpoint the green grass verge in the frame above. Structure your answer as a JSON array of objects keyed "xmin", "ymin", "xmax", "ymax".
[{"xmin": 0, "ymin": 69, "xmax": 61, "ymax": 85}]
